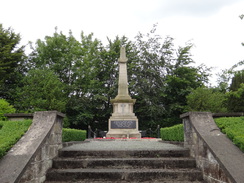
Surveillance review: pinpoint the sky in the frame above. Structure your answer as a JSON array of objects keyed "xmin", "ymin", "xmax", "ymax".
[{"xmin": 1, "ymin": 0, "xmax": 244, "ymax": 85}]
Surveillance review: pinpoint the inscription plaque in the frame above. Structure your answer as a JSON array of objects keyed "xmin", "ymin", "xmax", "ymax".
[{"xmin": 111, "ymin": 120, "xmax": 136, "ymax": 129}]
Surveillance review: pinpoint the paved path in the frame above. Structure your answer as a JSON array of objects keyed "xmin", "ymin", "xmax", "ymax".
[{"xmin": 62, "ymin": 140, "xmax": 186, "ymax": 151}]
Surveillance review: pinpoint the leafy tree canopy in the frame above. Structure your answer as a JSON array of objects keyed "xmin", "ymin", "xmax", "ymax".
[
  {"xmin": 15, "ymin": 69, "xmax": 66, "ymax": 113},
  {"xmin": 226, "ymin": 71, "xmax": 244, "ymax": 112},
  {"xmin": 186, "ymin": 87, "xmax": 227, "ymax": 113},
  {"xmin": 19, "ymin": 25, "xmax": 211, "ymax": 130},
  {"xmin": 0, "ymin": 24, "xmax": 26, "ymax": 101}
]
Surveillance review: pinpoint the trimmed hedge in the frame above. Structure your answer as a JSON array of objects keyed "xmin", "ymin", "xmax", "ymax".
[
  {"xmin": 0, "ymin": 120, "xmax": 32, "ymax": 159},
  {"xmin": 215, "ymin": 117, "xmax": 244, "ymax": 152},
  {"xmin": 62, "ymin": 128, "xmax": 86, "ymax": 142},
  {"xmin": 160, "ymin": 124, "xmax": 184, "ymax": 142},
  {"xmin": 0, "ymin": 99, "xmax": 16, "ymax": 121}
]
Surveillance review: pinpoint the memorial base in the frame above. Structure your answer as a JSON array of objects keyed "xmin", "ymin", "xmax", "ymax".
[
  {"xmin": 106, "ymin": 131, "xmax": 141, "ymax": 138},
  {"xmin": 106, "ymin": 118, "xmax": 141, "ymax": 138}
]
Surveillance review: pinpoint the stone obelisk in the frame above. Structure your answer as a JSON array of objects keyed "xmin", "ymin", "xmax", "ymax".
[{"xmin": 106, "ymin": 47, "xmax": 141, "ymax": 138}]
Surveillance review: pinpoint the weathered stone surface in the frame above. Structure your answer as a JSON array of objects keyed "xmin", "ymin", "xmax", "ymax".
[
  {"xmin": 45, "ymin": 141, "xmax": 203, "ymax": 182},
  {"xmin": 4, "ymin": 113, "xmax": 33, "ymax": 121},
  {"xmin": 181, "ymin": 112, "xmax": 244, "ymax": 183},
  {"xmin": 0, "ymin": 111, "xmax": 64, "ymax": 183}
]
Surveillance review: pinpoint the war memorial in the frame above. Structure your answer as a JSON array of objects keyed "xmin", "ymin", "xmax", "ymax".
[
  {"xmin": 0, "ymin": 48, "xmax": 243, "ymax": 183},
  {"xmin": 106, "ymin": 46, "xmax": 141, "ymax": 138}
]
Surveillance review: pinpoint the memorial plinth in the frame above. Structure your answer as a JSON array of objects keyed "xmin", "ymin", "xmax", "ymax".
[{"xmin": 106, "ymin": 47, "xmax": 141, "ymax": 138}]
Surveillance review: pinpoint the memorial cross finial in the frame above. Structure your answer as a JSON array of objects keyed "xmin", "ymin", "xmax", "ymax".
[{"xmin": 118, "ymin": 46, "xmax": 128, "ymax": 63}]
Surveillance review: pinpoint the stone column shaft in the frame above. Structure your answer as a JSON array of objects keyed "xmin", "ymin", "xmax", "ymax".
[
  {"xmin": 117, "ymin": 62, "xmax": 129, "ymax": 97},
  {"xmin": 114, "ymin": 46, "xmax": 131, "ymax": 100}
]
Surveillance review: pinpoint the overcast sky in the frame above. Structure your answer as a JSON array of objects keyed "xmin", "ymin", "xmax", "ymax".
[{"xmin": 1, "ymin": 0, "xmax": 244, "ymax": 85}]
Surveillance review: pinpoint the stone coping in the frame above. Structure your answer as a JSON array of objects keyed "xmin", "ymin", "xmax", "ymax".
[
  {"xmin": 180, "ymin": 111, "xmax": 244, "ymax": 118},
  {"xmin": 4, "ymin": 113, "xmax": 33, "ymax": 117},
  {"xmin": 4, "ymin": 111, "xmax": 65, "ymax": 118},
  {"xmin": 212, "ymin": 112, "xmax": 244, "ymax": 118}
]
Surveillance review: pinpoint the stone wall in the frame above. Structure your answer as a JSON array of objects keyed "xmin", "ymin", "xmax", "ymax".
[
  {"xmin": 0, "ymin": 111, "xmax": 64, "ymax": 183},
  {"xmin": 181, "ymin": 112, "xmax": 244, "ymax": 183},
  {"xmin": 4, "ymin": 113, "xmax": 33, "ymax": 121}
]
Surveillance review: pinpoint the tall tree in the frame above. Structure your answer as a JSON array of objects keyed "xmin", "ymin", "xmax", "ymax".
[
  {"xmin": 65, "ymin": 33, "xmax": 109, "ymax": 130},
  {"xmin": 29, "ymin": 28, "xmax": 84, "ymax": 91},
  {"xmin": 27, "ymin": 26, "xmax": 210, "ymax": 130},
  {"xmin": 217, "ymin": 61, "xmax": 244, "ymax": 92},
  {"xmin": 0, "ymin": 24, "xmax": 26, "ymax": 101},
  {"xmin": 186, "ymin": 87, "xmax": 227, "ymax": 113},
  {"xmin": 130, "ymin": 26, "xmax": 210, "ymax": 128},
  {"xmin": 15, "ymin": 69, "xmax": 66, "ymax": 112},
  {"xmin": 226, "ymin": 71, "xmax": 244, "ymax": 112},
  {"xmin": 229, "ymin": 70, "xmax": 244, "ymax": 91}
]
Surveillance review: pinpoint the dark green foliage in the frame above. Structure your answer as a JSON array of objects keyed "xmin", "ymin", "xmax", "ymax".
[
  {"xmin": 0, "ymin": 99, "xmax": 16, "ymax": 120},
  {"xmin": 15, "ymin": 69, "xmax": 67, "ymax": 112},
  {"xmin": 215, "ymin": 117, "xmax": 244, "ymax": 152},
  {"xmin": 0, "ymin": 120, "xmax": 32, "ymax": 159},
  {"xmin": 226, "ymin": 84, "xmax": 244, "ymax": 112},
  {"xmin": 62, "ymin": 128, "xmax": 86, "ymax": 142},
  {"xmin": 130, "ymin": 27, "xmax": 209, "ymax": 128},
  {"xmin": 229, "ymin": 70, "xmax": 244, "ymax": 91},
  {"xmin": 186, "ymin": 87, "xmax": 227, "ymax": 113},
  {"xmin": 226, "ymin": 70, "xmax": 244, "ymax": 112},
  {"xmin": 0, "ymin": 24, "xmax": 26, "ymax": 102},
  {"xmin": 16, "ymin": 25, "xmax": 210, "ymax": 130},
  {"xmin": 217, "ymin": 61, "xmax": 244, "ymax": 93},
  {"xmin": 160, "ymin": 124, "xmax": 184, "ymax": 141}
]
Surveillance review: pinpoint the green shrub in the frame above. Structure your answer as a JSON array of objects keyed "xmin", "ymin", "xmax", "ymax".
[
  {"xmin": 0, "ymin": 99, "xmax": 16, "ymax": 121},
  {"xmin": 161, "ymin": 124, "xmax": 184, "ymax": 141},
  {"xmin": 62, "ymin": 128, "xmax": 86, "ymax": 142},
  {"xmin": 186, "ymin": 87, "xmax": 227, "ymax": 113},
  {"xmin": 0, "ymin": 120, "xmax": 32, "ymax": 159},
  {"xmin": 215, "ymin": 117, "xmax": 244, "ymax": 152}
]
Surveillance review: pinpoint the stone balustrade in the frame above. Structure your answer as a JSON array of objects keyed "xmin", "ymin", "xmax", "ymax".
[
  {"xmin": 180, "ymin": 112, "xmax": 244, "ymax": 183},
  {"xmin": 0, "ymin": 111, "xmax": 65, "ymax": 183}
]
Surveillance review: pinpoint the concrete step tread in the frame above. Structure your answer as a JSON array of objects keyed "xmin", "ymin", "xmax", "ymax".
[
  {"xmin": 45, "ymin": 181, "xmax": 204, "ymax": 183},
  {"xmin": 48, "ymin": 168, "xmax": 202, "ymax": 173},
  {"xmin": 54, "ymin": 157, "xmax": 195, "ymax": 161},
  {"xmin": 52, "ymin": 157, "xmax": 197, "ymax": 169},
  {"xmin": 59, "ymin": 149, "xmax": 189, "ymax": 153},
  {"xmin": 46, "ymin": 168, "xmax": 203, "ymax": 182},
  {"xmin": 58, "ymin": 149, "xmax": 190, "ymax": 158}
]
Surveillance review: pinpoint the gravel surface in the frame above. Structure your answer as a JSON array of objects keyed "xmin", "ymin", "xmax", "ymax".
[{"xmin": 62, "ymin": 140, "xmax": 186, "ymax": 151}]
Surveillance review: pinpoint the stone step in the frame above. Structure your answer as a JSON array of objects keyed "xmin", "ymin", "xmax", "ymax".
[
  {"xmin": 58, "ymin": 149, "xmax": 190, "ymax": 158},
  {"xmin": 52, "ymin": 157, "xmax": 197, "ymax": 169},
  {"xmin": 46, "ymin": 168, "xmax": 203, "ymax": 182},
  {"xmin": 45, "ymin": 180, "xmax": 204, "ymax": 183}
]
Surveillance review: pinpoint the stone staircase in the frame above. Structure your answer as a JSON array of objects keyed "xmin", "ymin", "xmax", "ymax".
[{"xmin": 45, "ymin": 143, "xmax": 204, "ymax": 183}]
